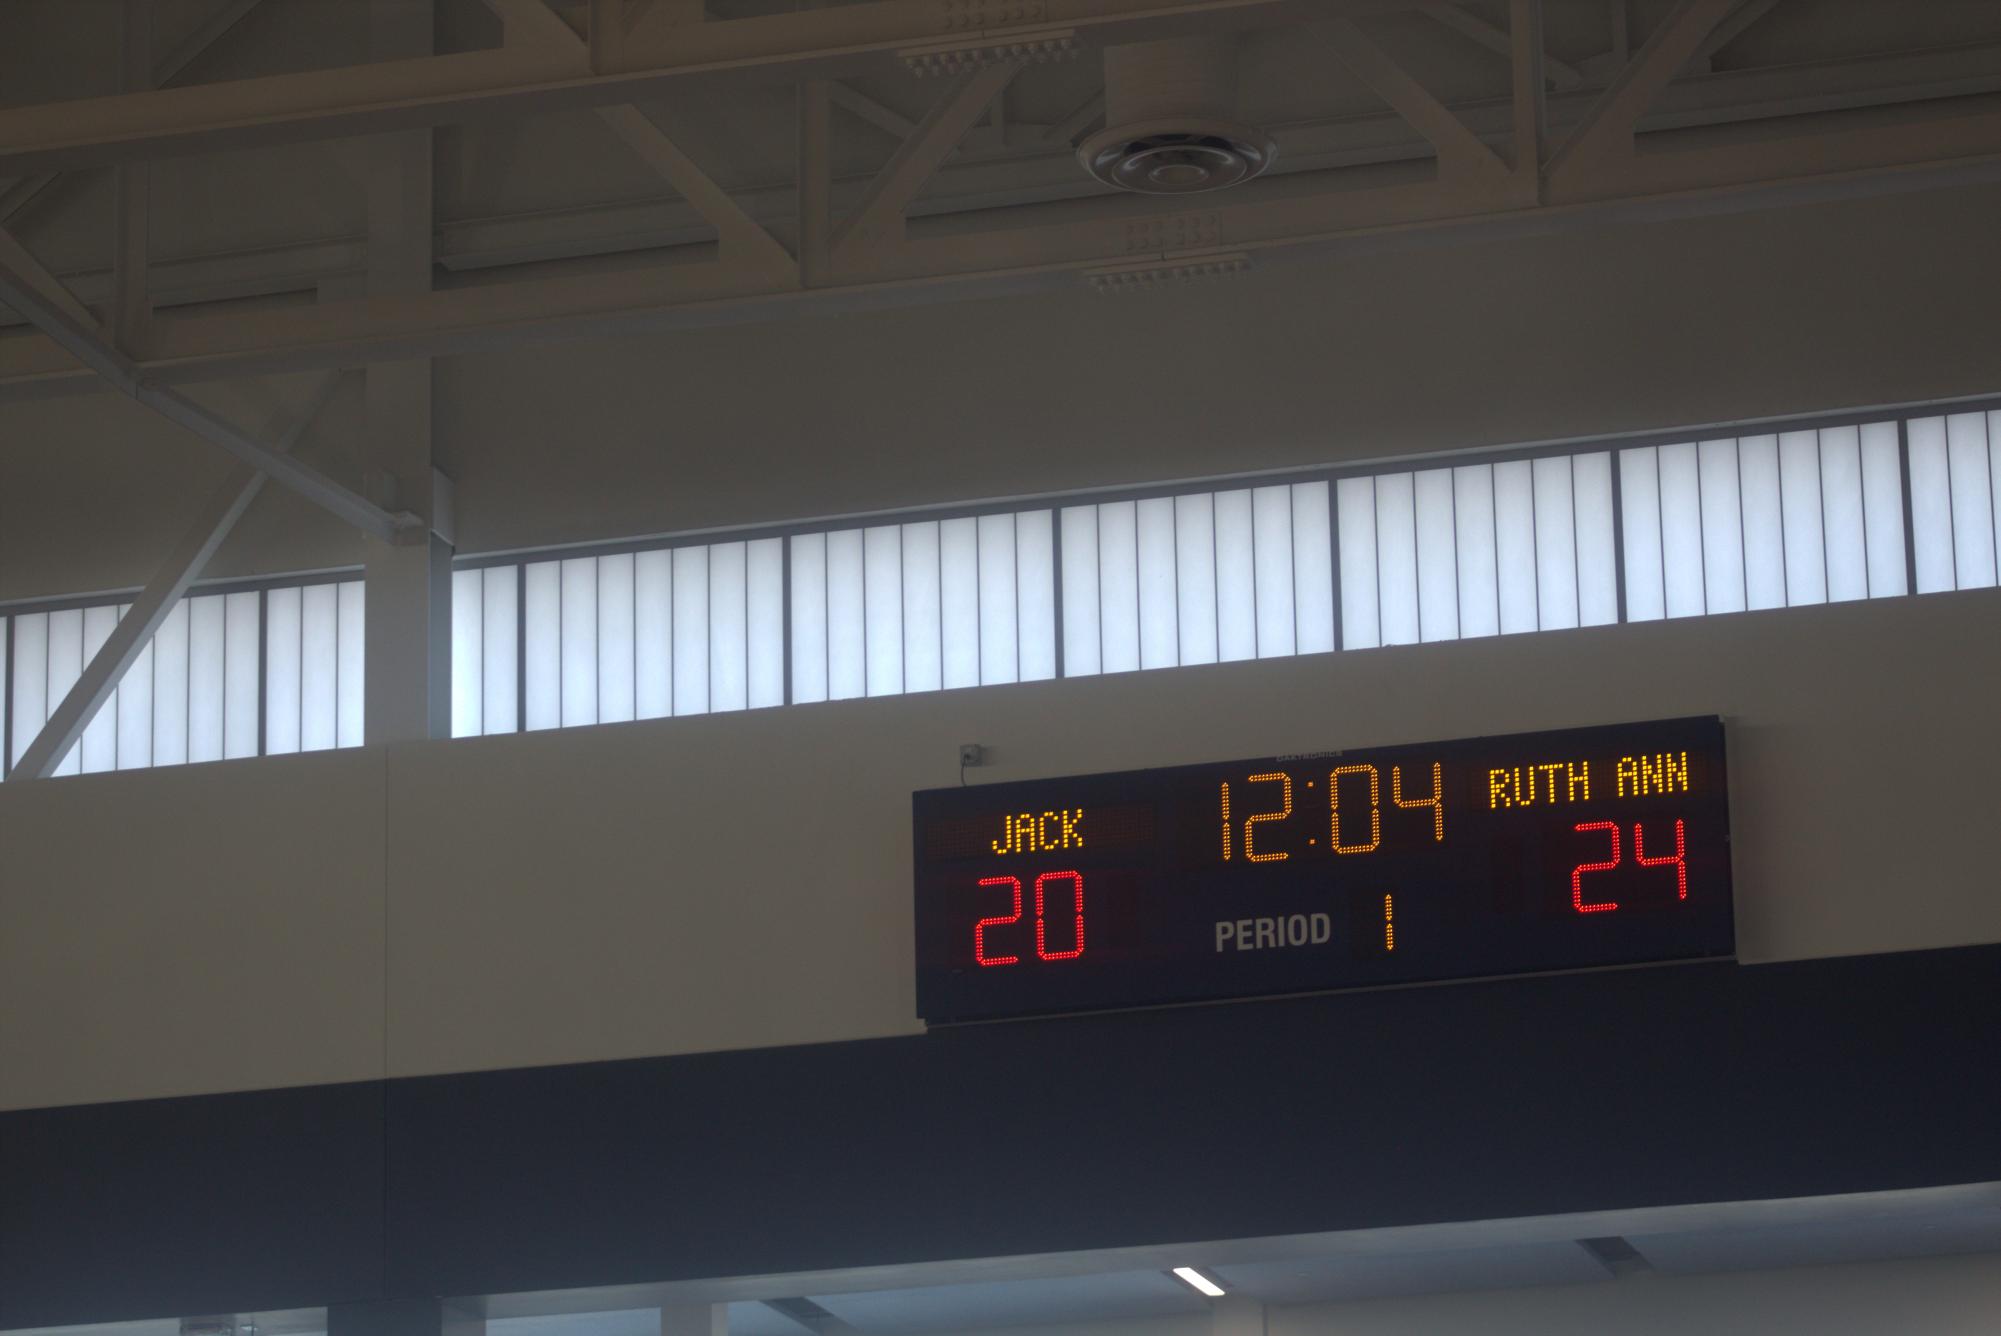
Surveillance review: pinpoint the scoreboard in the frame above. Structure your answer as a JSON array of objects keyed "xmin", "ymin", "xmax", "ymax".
[{"xmin": 913, "ymin": 717, "xmax": 1734, "ymax": 1023}]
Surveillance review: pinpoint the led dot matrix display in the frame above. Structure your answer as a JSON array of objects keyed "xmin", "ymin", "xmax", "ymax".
[{"xmin": 914, "ymin": 716, "xmax": 1733, "ymax": 1023}]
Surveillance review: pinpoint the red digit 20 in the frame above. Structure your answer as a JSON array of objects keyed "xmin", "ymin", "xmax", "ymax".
[{"xmin": 974, "ymin": 871, "xmax": 1086, "ymax": 966}]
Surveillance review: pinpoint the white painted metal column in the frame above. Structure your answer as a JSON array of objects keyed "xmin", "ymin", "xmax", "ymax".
[
  {"xmin": 658, "ymin": 1304, "xmax": 727, "ymax": 1336},
  {"xmin": 1210, "ymin": 1295, "xmax": 1266, "ymax": 1336},
  {"xmin": 363, "ymin": 0, "xmax": 453, "ymax": 744}
]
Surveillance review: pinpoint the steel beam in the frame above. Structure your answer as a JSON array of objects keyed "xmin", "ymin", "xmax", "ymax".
[
  {"xmin": 1546, "ymin": 0, "xmax": 1740, "ymax": 185},
  {"xmin": 799, "ymin": 79, "xmax": 833, "ymax": 284},
  {"xmin": 0, "ymin": 0, "xmax": 1347, "ymax": 176},
  {"xmin": 833, "ymin": 63, "xmax": 1019, "ymax": 261},
  {"xmin": 1326, "ymin": 17, "xmax": 1511, "ymax": 185},
  {"xmin": 1421, "ymin": 2, "xmax": 1581, "ymax": 89},
  {"xmin": 0, "ymin": 223, "xmax": 411, "ymax": 536},
  {"xmin": 599, "ymin": 104, "xmax": 795, "ymax": 268},
  {"xmin": 1044, "ymin": 89, "xmax": 1106, "ymax": 144},
  {"xmin": 4, "ymin": 34, "xmax": 1992, "ymax": 330},
  {"xmin": 475, "ymin": 0, "xmax": 797, "ymax": 270},
  {"xmin": 1, "ymin": 90, "xmax": 1997, "ymax": 395},
  {"xmin": 1692, "ymin": 0, "xmax": 1785, "ymax": 67},
  {"xmin": 6, "ymin": 372, "xmax": 343, "ymax": 781},
  {"xmin": 155, "ymin": 0, "xmax": 270, "ymax": 84},
  {"xmin": 112, "ymin": 0, "xmax": 153, "ymax": 353},
  {"xmin": 0, "ymin": 0, "xmax": 266, "ymax": 227},
  {"xmin": 828, "ymin": 82, "xmax": 919, "ymax": 140},
  {"xmin": 1511, "ymin": 0, "xmax": 1545, "ymax": 193},
  {"xmin": 591, "ymin": 0, "xmax": 624, "ymax": 73},
  {"xmin": 480, "ymin": 0, "xmax": 583, "ymax": 46},
  {"xmin": 363, "ymin": 0, "xmax": 455, "ymax": 746}
]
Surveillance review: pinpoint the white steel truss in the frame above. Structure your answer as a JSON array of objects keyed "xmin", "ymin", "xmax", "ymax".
[{"xmin": 0, "ymin": 0, "xmax": 1997, "ymax": 408}]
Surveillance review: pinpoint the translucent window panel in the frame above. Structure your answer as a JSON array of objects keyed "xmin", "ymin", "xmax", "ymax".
[
  {"xmin": 709, "ymin": 541, "xmax": 749, "ymax": 712},
  {"xmin": 940, "ymin": 517, "xmax": 980, "ymax": 689},
  {"xmin": 479, "ymin": 567, "xmax": 519, "ymax": 734},
  {"xmin": 1531, "ymin": 456, "xmax": 1580, "ymax": 630},
  {"xmin": 79, "ymin": 603, "xmax": 119, "ymax": 773},
  {"xmin": 1136, "ymin": 497, "xmax": 1178, "ymax": 669},
  {"xmin": 747, "ymin": 537, "xmax": 785, "ymax": 708},
  {"xmin": 1907, "ymin": 415, "xmax": 1953, "ymax": 593},
  {"xmin": 1493, "ymin": 460, "xmax": 1539, "ymax": 633},
  {"xmin": 902, "ymin": 522, "xmax": 943, "ymax": 693},
  {"xmin": 1572, "ymin": 452, "xmax": 1618, "ymax": 627},
  {"xmin": 1618, "ymin": 448, "xmax": 1665, "ymax": 623},
  {"xmin": 977, "ymin": 512, "xmax": 1019, "ymax": 685},
  {"xmin": 118, "ymin": 635, "xmax": 154, "ymax": 771},
  {"xmin": 450, "ymin": 570, "xmax": 483, "ymax": 738},
  {"xmin": 1696, "ymin": 439, "xmax": 1745, "ymax": 616},
  {"xmin": 1214, "ymin": 489, "xmax": 1257, "ymax": 661},
  {"xmin": 1412, "ymin": 469, "xmax": 1458, "ymax": 643},
  {"xmin": 636, "ymin": 550, "xmax": 674, "ymax": 718},
  {"xmin": 523, "ymin": 561, "xmax": 563, "ymax": 730},
  {"xmin": 1736, "ymin": 436, "xmax": 1788, "ymax": 612},
  {"xmin": 151, "ymin": 600, "xmax": 189, "ymax": 767},
  {"xmin": 266, "ymin": 586, "xmax": 305, "ymax": 754},
  {"xmin": 1059, "ymin": 506, "xmax": 1101, "ymax": 677},
  {"xmin": 45, "ymin": 608, "xmax": 82, "ymax": 776},
  {"xmin": 1777, "ymin": 431, "xmax": 1828, "ymax": 605},
  {"xmin": 1016, "ymin": 510, "xmax": 1056, "ymax": 682},
  {"xmin": 1818, "ymin": 426, "xmax": 1870, "ymax": 602},
  {"xmin": 1945, "ymin": 412, "xmax": 1998, "ymax": 589},
  {"xmin": 186, "ymin": 594, "xmax": 227, "ymax": 760},
  {"xmin": 863, "ymin": 527, "xmax": 903, "ymax": 697},
  {"xmin": 1173, "ymin": 494, "xmax": 1219, "ymax": 666},
  {"xmin": 1096, "ymin": 501, "xmax": 1140, "ymax": 673},
  {"xmin": 824, "ymin": 530, "xmax": 864, "ymax": 702},
  {"xmin": 1656, "ymin": 443, "xmax": 1706, "ymax": 619},
  {"xmin": 1859, "ymin": 421, "xmax": 1908, "ymax": 598},
  {"xmin": 10, "ymin": 612, "xmax": 48, "ymax": 770},
  {"xmin": 222, "ymin": 590, "xmax": 260, "ymax": 760},
  {"xmin": 674, "ymin": 544, "xmax": 714, "ymax": 713},
  {"xmin": 300, "ymin": 582, "xmax": 341, "ymax": 751},
  {"xmin": 1251, "ymin": 486, "xmax": 1295, "ymax": 658},
  {"xmin": 787, "ymin": 535, "xmax": 827, "ymax": 705},
  {"xmin": 1453, "ymin": 464, "xmax": 1500, "ymax": 638},
  {"xmin": 596, "ymin": 553, "xmax": 637, "ymax": 724},
  {"xmin": 559, "ymin": 557, "xmax": 598, "ymax": 727},
  {"xmin": 1336, "ymin": 477, "xmax": 1379, "ymax": 650},
  {"xmin": 336, "ymin": 581, "xmax": 365, "ymax": 747},
  {"xmin": 1992, "ymin": 410, "xmax": 2001, "ymax": 584},
  {"xmin": 824, "ymin": 529, "xmax": 866, "ymax": 702},
  {"xmin": 1291, "ymin": 482, "xmax": 1336, "ymax": 654},
  {"xmin": 1373, "ymin": 472, "xmax": 1419, "ymax": 648}
]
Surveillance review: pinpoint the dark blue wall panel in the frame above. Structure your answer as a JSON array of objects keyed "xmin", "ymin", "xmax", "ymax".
[
  {"xmin": 0, "ymin": 1080, "xmax": 385, "ymax": 1328},
  {"xmin": 382, "ymin": 947, "xmax": 2001, "ymax": 1298},
  {"xmin": 6, "ymin": 945, "xmax": 2000, "ymax": 1328}
]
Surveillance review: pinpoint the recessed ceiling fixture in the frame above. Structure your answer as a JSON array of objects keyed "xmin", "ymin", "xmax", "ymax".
[
  {"xmin": 1172, "ymin": 1265, "xmax": 1228, "ymax": 1297},
  {"xmin": 1078, "ymin": 36, "xmax": 1276, "ymax": 194}
]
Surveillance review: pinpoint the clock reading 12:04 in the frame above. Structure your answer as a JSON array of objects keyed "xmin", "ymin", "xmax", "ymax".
[{"xmin": 912, "ymin": 717, "xmax": 1733, "ymax": 1023}]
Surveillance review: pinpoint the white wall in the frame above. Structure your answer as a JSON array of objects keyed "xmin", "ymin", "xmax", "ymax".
[
  {"xmin": 2, "ymin": 587, "xmax": 1997, "ymax": 1111},
  {"xmin": 6, "ymin": 180, "xmax": 2001, "ymax": 602}
]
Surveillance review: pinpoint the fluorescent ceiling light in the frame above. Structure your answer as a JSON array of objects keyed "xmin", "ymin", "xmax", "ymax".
[{"xmin": 1173, "ymin": 1266, "xmax": 1227, "ymax": 1298}]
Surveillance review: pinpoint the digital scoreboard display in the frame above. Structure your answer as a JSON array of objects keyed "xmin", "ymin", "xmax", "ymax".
[{"xmin": 913, "ymin": 717, "xmax": 1733, "ymax": 1023}]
